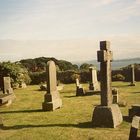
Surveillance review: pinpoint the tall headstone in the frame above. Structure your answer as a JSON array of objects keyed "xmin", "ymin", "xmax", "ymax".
[
  {"xmin": 3, "ymin": 77, "xmax": 13, "ymax": 94},
  {"xmin": 42, "ymin": 61, "xmax": 62, "ymax": 111},
  {"xmin": 89, "ymin": 66, "xmax": 100, "ymax": 91},
  {"xmin": 130, "ymin": 64, "xmax": 136, "ymax": 86},
  {"xmin": 129, "ymin": 116, "xmax": 140, "ymax": 140},
  {"xmin": 92, "ymin": 41, "xmax": 122, "ymax": 128}
]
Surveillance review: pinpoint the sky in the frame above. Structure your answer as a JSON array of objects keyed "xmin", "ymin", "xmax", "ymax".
[{"xmin": 0, "ymin": 0, "xmax": 140, "ymax": 62}]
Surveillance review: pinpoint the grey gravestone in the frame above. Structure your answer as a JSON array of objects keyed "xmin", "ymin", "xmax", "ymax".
[
  {"xmin": 112, "ymin": 88, "xmax": 119, "ymax": 104},
  {"xmin": 89, "ymin": 66, "xmax": 100, "ymax": 91},
  {"xmin": 130, "ymin": 64, "xmax": 136, "ymax": 86},
  {"xmin": 92, "ymin": 41, "xmax": 123, "ymax": 128},
  {"xmin": 129, "ymin": 116, "xmax": 140, "ymax": 140},
  {"xmin": 3, "ymin": 77, "xmax": 13, "ymax": 94},
  {"xmin": 42, "ymin": 61, "xmax": 62, "ymax": 111},
  {"xmin": 129, "ymin": 105, "xmax": 140, "ymax": 119}
]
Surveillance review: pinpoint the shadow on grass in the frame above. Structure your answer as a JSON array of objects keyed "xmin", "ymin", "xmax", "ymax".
[
  {"xmin": 0, "ymin": 109, "xmax": 42, "ymax": 114},
  {"xmin": 131, "ymin": 91, "xmax": 140, "ymax": 94},
  {"xmin": 112, "ymin": 85, "xmax": 129, "ymax": 88},
  {"xmin": 1, "ymin": 122, "xmax": 93, "ymax": 130},
  {"xmin": 123, "ymin": 116, "xmax": 131, "ymax": 123}
]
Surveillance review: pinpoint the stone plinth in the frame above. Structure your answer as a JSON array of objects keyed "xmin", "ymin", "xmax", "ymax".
[
  {"xmin": 129, "ymin": 104, "xmax": 140, "ymax": 119},
  {"xmin": 92, "ymin": 104, "xmax": 122, "ymax": 128},
  {"xmin": 42, "ymin": 91, "xmax": 62, "ymax": 111},
  {"xmin": 42, "ymin": 61, "xmax": 62, "ymax": 111},
  {"xmin": 76, "ymin": 85, "xmax": 85, "ymax": 96}
]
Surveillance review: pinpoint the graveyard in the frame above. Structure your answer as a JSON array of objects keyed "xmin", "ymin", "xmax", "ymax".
[{"xmin": 0, "ymin": 82, "xmax": 139, "ymax": 140}]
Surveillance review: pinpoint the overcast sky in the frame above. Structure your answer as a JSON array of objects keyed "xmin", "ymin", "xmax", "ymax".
[{"xmin": 0, "ymin": 0, "xmax": 140, "ymax": 62}]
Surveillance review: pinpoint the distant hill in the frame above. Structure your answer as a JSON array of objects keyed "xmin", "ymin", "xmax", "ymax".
[{"xmin": 75, "ymin": 58, "xmax": 140, "ymax": 70}]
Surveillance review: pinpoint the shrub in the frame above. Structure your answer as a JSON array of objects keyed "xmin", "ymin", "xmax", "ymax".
[{"xmin": 112, "ymin": 74, "xmax": 125, "ymax": 81}]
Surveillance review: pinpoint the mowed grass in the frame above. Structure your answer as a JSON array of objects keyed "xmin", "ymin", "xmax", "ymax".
[{"xmin": 0, "ymin": 82, "xmax": 140, "ymax": 140}]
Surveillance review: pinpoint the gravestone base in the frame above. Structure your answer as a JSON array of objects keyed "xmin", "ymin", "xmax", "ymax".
[
  {"xmin": 130, "ymin": 83, "xmax": 136, "ymax": 86},
  {"xmin": 76, "ymin": 87, "xmax": 85, "ymax": 96},
  {"xmin": 129, "ymin": 104, "xmax": 140, "ymax": 119},
  {"xmin": 42, "ymin": 91, "xmax": 62, "ymax": 111},
  {"xmin": 89, "ymin": 83, "xmax": 100, "ymax": 91},
  {"xmin": 92, "ymin": 104, "xmax": 123, "ymax": 128}
]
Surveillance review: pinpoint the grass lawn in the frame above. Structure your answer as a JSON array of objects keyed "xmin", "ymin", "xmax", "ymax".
[{"xmin": 0, "ymin": 82, "xmax": 140, "ymax": 140}]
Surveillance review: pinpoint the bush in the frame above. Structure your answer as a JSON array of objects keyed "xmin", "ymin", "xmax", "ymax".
[{"xmin": 112, "ymin": 74, "xmax": 125, "ymax": 81}]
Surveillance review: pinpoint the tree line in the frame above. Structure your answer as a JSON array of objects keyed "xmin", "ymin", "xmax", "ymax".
[{"xmin": 0, "ymin": 57, "xmax": 140, "ymax": 88}]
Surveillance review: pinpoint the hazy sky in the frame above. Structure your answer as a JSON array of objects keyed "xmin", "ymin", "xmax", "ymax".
[{"xmin": 0, "ymin": 0, "xmax": 140, "ymax": 62}]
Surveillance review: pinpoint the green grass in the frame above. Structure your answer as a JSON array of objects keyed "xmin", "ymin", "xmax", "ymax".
[{"xmin": 0, "ymin": 82, "xmax": 140, "ymax": 140}]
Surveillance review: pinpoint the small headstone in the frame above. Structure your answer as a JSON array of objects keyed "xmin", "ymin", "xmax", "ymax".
[
  {"xmin": 75, "ymin": 78, "xmax": 85, "ymax": 96},
  {"xmin": 130, "ymin": 64, "xmax": 136, "ymax": 86},
  {"xmin": 3, "ymin": 77, "xmax": 13, "ymax": 94},
  {"xmin": 42, "ymin": 61, "xmax": 62, "ymax": 111},
  {"xmin": 89, "ymin": 66, "xmax": 100, "ymax": 91},
  {"xmin": 129, "ymin": 105, "xmax": 140, "ymax": 119},
  {"xmin": 19, "ymin": 82, "xmax": 27, "ymax": 88},
  {"xmin": 129, "ymin": 116, "xmax": 140, "ymax": 140},
  {"xmin": 112, "ymin": 88, "xmax": 119, "ymax": 104},
  {"xmin": 92, "ymin": 41, "xmax": 122, "ymax": 128}
]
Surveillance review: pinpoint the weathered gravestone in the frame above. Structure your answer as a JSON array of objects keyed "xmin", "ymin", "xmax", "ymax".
[
  {"xmin": 0, "ymin": 77, "xmax": 15, "ymax": 106},
  {"xmin": 92, "ymin": 41, "xmax": 123, "ymax": 128},
  {"xmin": 89, "ymin": 66, "xmax": 100, "ymax": 91},
  {"xmin": 112, "ymin": 88, "xmax": 119, "ymax": 104},
  {"xmin": 75, "ymin": 78, "xmax": 85, "ymax": 96},
  {"xmin": 3, "ymin": 77, "xmax": 13, "ymax": 94},
  {"xmin": 130, "ymin": 64, "xmax": 136, "ymax": 86},
  {"xmin": 42, "ymin": 61, "xmax": 62, "ymax": 111},
  {"xmin": 129, "ymin": 116, "xmax": 140, "ymax": 140}
]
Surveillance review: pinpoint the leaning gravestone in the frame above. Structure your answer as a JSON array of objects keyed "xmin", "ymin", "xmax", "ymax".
[
  {"xmin": 75, "ymin": 78, "xmax": 85, "ymax": 96},
  {"xmin": 89, "ymin": 66, "xmax": 100, "ymax": 91},
  {"xmin": 3, "ymin": 77, "xmax": 13, "ymax": 94},
  {"xmin": 129, "ymin": 64, "xmax": 136, "ymax": 86},
  {"xmin": 129, "ymin": 116, "xmax": 140, "ymax": 140},
  {"xmin": 42, "ymin": 61, "xmax": 62, "ymax": 111},
  {"xmin": 92, "ymin": 41, "xmax": 123, "ymax": 128}
]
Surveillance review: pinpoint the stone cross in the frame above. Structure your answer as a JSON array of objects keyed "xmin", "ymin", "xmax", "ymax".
[
  {"xmin": 130, "ymin": 64, "xmax": 136, "ymax": 86},
  {"xmin": 42, "ymin": 60, "xmax": 62, "ymax": 111},
  {"xmin": 129, "ymin": 116, "xmax": 140, "ymax": 140},
  {"xmin": 92, "ymin": 41, "xmax": 122, "ymax": 128},
  {"xmin": 89, "ymin": 66, "xmax": 100, "ymax": 91},
  {"xmin": 97, "ymin": 41, "xmax": 113, "ymax": 106}
]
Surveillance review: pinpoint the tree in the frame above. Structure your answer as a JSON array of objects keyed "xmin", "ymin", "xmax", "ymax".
[{"xmin": 0, "ymin": 61, "xmax": 31, "ymax": 87}]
